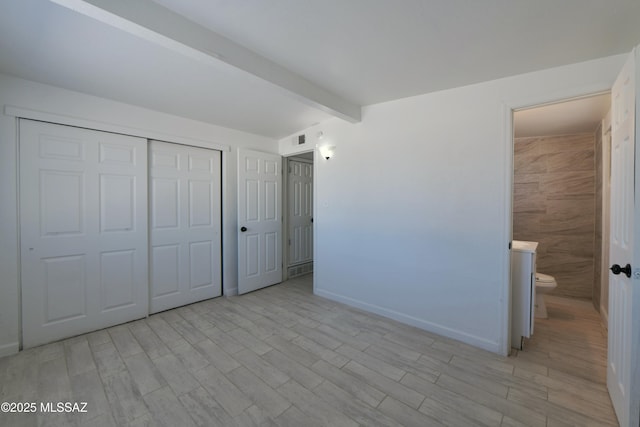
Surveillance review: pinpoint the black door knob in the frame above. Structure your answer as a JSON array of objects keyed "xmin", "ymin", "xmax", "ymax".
[
  {"xmin": 610, "ymin": 263, "xmax": 632, "ymax": 278},
  {"xmin": 240, "ymin": 226, "xmax": 247, "ymax": 232}
]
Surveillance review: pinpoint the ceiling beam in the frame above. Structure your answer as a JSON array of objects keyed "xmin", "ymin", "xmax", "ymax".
[{"xmin": 48, "ymin": 0, "xmax": 361, "ymax": 123}]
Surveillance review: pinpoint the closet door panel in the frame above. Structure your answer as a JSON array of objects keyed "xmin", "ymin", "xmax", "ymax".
[
  {"xmin": 20, "ymin": 120, "xmax": 148, "ymax": 348},
  {"xmin": 149, "ymin": 141, "xmax": 221, "ymax": 313}
]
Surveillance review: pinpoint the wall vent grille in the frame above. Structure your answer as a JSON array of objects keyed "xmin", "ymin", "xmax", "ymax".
[{"xmin": 287, "ymin": 262, "xmax": 313, "ymax": 279}]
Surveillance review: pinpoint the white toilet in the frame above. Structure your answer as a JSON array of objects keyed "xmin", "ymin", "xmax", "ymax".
[{"xmin": 535, "ymin": 273, "xmax": 557, "ymax": 318}]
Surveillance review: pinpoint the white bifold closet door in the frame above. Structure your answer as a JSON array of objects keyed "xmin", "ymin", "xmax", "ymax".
[
  {"xmin": 20, "ymin": 120, "xmax": 149, "ymax": 349},
  {"xmin": 149, "ymin": 141, "xmax": 222, "ymax": 314}
]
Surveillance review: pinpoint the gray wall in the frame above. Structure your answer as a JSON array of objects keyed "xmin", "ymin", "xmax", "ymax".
[{"xmin": 513, "ymin": 134, "xmax": 596, "ymax": 299}]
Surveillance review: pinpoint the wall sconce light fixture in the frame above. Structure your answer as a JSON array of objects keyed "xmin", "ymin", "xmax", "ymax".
[{"xmin": 319, "ymin": 145, "xmax": 336, "ymax": 160}]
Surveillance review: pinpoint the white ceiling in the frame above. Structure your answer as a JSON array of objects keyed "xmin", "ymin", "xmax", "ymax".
[
  {"xmin": 514, "ymin": 93, "xmax": 611, "ymax": 138},
  {"xmin": 1, "ymin": 0, "xmax": 639, "ymax": 138},
  {"xmin": 0, "ymin": 0, "xmax": 335, "ymax": 137},
  {"xmin": 151, "ymin": 0, "xmax": 640, "ymax": 106}
]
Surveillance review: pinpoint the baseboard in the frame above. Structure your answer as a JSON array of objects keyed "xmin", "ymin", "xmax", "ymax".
[
  {"xmin": 0, "ymin": 341, "xmax": 19, "ymax": 358},
  {"xmin": 224, "ymin": 286, "xmax": 238, "ymax": 297},
  {"xmin": 315, "ymin": 289, "xmax": 501, "ymax": 354}
]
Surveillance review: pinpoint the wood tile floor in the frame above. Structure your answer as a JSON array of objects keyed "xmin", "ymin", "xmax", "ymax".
[{"xmin": 0, "ymin": 276, "xmax": 618, "ymax": 426}]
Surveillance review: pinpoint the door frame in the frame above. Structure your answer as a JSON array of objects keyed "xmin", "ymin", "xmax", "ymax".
[
  {"xmin": 501, "ymin": 88, "xmax": 613, "ymax": 356},
  {"xmin": 600, "ymin": 115, "xmax": 613, "ymax": 328},
  {"xmin": 282, "ymin": 152, "xmax": 315, "ymax": 280}
]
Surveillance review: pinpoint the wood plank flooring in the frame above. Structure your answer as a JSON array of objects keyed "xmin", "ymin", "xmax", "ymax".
[{"xmin": 0, "ymin": 276, "xmax": 618, "ymax": 426}]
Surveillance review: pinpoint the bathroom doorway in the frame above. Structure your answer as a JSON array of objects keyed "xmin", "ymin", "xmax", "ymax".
[
  {"xmin": 507, "ymin": 93, "xmax": 617, "ymax": 421},
  {"xmin": 511, "ymin": 93, "xmax": 611, "ymax": 326}
]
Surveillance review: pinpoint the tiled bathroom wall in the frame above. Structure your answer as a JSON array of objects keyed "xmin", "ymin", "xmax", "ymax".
[{"xmin": 513, "ymin": 133, "xmax": 596, "ymax": 299}]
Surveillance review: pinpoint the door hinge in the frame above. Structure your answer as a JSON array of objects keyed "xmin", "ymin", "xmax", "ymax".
[{"xmin": 288, "ymin": 239, "xmax": 291, "ymax": 246}]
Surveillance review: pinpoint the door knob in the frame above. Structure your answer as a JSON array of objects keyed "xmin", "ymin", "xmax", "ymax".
[
  {"xmin": 610, "ymin": 263, "xmax": 632, "ymax": 278},
  {"xmin": 240, "ymin": 226, "xmax": 247, "ymax": 232}
]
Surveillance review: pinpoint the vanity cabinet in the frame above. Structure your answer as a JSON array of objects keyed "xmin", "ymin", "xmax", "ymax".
[{"xmin": 511, "ymin": 240, "xmax": 537, "ymax": 350}]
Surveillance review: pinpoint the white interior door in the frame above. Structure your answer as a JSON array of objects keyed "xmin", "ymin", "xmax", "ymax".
[
  {"xmin": 238, "ymin": 149, "xmax": 282, "ymax": 294},
  {"xmin": 149, "ymin": 141, "xmax": 221, "ymax": 313},
  {"xmin": 608, "ymin": 49, "xmax": 640, "ymax": 427},
  {"xmin": 288, "ymin": 159, "xmax": 313, "ymax": 266},
  {"xmin": 20, "ymin": 120, "xmax": 148, "ymax": 349}
]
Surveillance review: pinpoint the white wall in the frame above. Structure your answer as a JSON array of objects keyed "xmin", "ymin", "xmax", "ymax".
[
  {"xmin": 0, "ymin": 73, "xmax": 277, "ymax": 357},
  {"xmin": 280, "ymin": 54, "xmax": 627, "ymax": 354}
]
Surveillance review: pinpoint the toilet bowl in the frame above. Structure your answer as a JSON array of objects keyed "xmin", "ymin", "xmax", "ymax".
[{"xmin": 535, "ymin": 272, "xmax": 557, "ymax": 318}]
